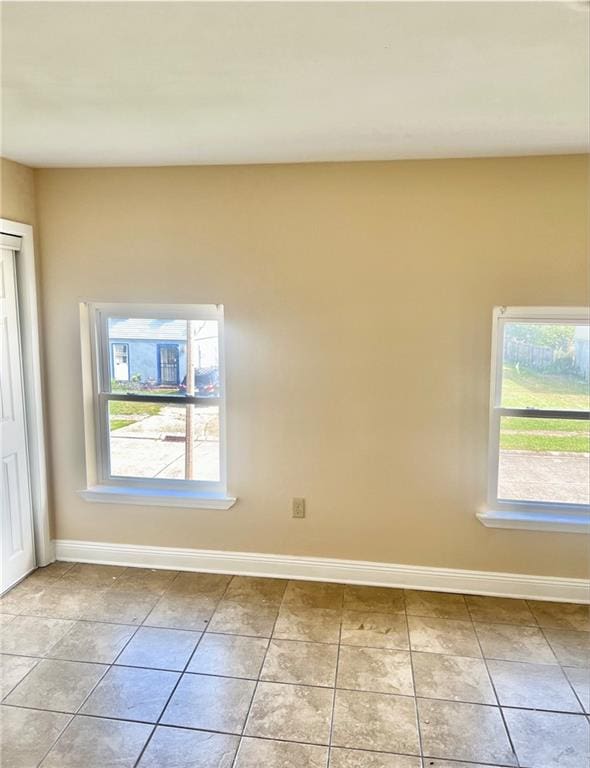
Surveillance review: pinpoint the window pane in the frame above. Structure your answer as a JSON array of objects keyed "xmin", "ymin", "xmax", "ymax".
[
  {"xmin": 107, "ymin": 317, "xmax": 219, "ymax": 396},
  {"xmin": 108, "ymin": 401, "xmax": 220, "ymax": 482},
  {"xmin": 498, "ymin": 415, "xmax": 590, "ymax": 505},
  {"xmin": 501, "ymin": 322, "xmax": 589, "ymax": 410}
]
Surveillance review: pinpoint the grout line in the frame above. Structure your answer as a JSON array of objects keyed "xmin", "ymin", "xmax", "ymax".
[
  {"xmin": 326, "ymin": 581, "xmax": 345, "ymax": 767},
  {"xmin": 466, "ymin": 599, "xmax": 521, "ymax": 768},
  {"xmin": 406, "ymin": 592, "xmax": 426, "ymax": 763},
  {"xmin": 229, "ymin": 587, "xmax": 284, "ymax": 768}
]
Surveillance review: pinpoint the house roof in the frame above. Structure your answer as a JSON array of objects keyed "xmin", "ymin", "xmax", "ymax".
[{"xmin": 108, "ymin": 318, "xmax": 187, "ymax": 341}]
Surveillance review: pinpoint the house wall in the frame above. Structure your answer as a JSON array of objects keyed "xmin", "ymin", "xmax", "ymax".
[
  {"xmin": 110, "ymin": 339, "xmax": 187, "ymax": 385},
  {"xmin": 33, "ymin": 155, "xmax": 590, "ymax": 578}
]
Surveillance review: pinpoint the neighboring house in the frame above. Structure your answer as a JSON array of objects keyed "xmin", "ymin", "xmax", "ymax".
[
  {"xmin": 574, "ymin": 325, "xmax": 590, "ymax": 381},
  {"xmin": 108, "ymin": 318, "xmax": 217, "ymax": 386}
]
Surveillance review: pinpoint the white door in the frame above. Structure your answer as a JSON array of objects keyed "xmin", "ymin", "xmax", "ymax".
[
  {"xmin": 0, "ymin": 239, "xmax": 35, "ymax": 592},
  {"xmin": 113, "ymin": 343, "xmax": 129, "ymax": 381}
]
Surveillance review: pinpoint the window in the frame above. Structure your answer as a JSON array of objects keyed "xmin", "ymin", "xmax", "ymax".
[
  {"xmin": 79, "ymin": 303, "xmax": 234, "ymax": 509},
  {"xmin": 479, "ymin": 307, "xmax": 589, "ymax": 533}
]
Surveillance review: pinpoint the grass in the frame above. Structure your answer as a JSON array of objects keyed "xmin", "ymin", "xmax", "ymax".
[
  {"xmin": 502, "ymin": 364, "xmax": 589, "ymax": 410},
  {"xmin": 109, "ymin": 419, "xmax": 130, "ymax": 431},
  {"xmin": 501, "ymin": 431, "xmax": 589, "ymax": 454},
  {"xmin": 109, "ymin": 401, "xmax": 162, "ymax": 417},
  {"xmin": 500, "ymin": 364, "xmax": 589, "ymax": 453}
]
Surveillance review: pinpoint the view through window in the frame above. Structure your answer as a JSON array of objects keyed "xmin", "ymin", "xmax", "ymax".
[
  {"xmin": 493, "ymin": 315, "xmax": 589, "ymax": 508},
  {"xmin": 99, "ymin": 310, "xmax": 223, "ymax": 486}
]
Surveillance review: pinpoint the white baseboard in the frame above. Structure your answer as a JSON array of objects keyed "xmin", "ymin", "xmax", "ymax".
[{"xmin": 53, "ymin": 539, "xmax": 590, "ymax": 603}]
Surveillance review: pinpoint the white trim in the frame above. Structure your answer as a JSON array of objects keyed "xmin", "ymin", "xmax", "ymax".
[
  {"xmin": 477, "ymin": 508, "xmax": 590, "ymax": 534},
  {"xmin": 78, "ymin": 485, "xmax": 236, "ymax": 509},
  {"xmin": 79, "ymin": 301, "xmax": 231, "ymax": 501},
  {"xmin": 53, "ymin": 539, "xmax": 590, "ymax": 603},
  {"xmin": 483, "ymin": 305, "xmax": 590, "ymax": 532},
  {"xmin": 0, "ymin": 219, "xmax": 53, "ymax": 566}
]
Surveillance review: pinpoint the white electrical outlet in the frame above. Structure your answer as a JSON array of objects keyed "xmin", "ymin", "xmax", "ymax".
[{"xmin": 292, "ymin": 497, "xmax": 306, "ymax": 518}]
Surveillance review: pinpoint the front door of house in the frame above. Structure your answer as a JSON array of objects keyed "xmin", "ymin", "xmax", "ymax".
[
  {"xmin": 159, "ymin": 344, "xmax": 179, "ymax": 386},
  {"xmin": 113, "ymin": 343, "xmax": 129, "ymax": 381},
  {"xmin": 0, "ymin": 239, "xmax": 35, "ymax": 592}
]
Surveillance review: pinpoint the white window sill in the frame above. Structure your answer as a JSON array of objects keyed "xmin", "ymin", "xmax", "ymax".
[
  {"xmin": 477, "ymin": 509, "xmax": 590, "ymax": 534},
  {"xmin": 78, "ymin": 485, "xmax": 237, "ymax": 510}
]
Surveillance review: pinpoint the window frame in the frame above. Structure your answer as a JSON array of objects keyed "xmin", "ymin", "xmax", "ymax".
[
  {"xmin": 479, "ymin": 306, "xmax": 589, "ymax": 533},
  {"xmin": 79, "ymin": 301, "xmax": 235, "ymax": 509}
]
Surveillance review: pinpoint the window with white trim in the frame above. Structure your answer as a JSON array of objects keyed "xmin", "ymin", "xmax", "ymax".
[
  {"xmin": 79, "ymin": 303, "xmax": 234, "ymax": 508},
  {"xmin": 480, "ymin": 307, "xmax": 589, "ymax": 532}
]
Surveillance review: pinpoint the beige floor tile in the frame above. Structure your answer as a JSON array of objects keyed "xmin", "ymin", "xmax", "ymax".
[
  {"xmin": 144, "ymin": 594, "xmax": 217, "ymax": 631},
  {"xmin": 109, "ymin": 568, "xmax": 178, "ymax": 595},
  {"xmin": 330, "ymin": 748, "xmax": 422, "ymax": 768},
  {"xmin": 0, "ymin": 615, "xmax": 75, "ymax": 656},
  {"xmin": 16, "ymin": 585, "xmax": 98, "ymax": 621},
  {"xmin": 475, "ymin": 622, "xmax": 557, "ymax": 663},
  {"xmin": 563, "ymin": 666, "xmax": 590, "ymax": 712},
  {"xmin": 5, "ymin": 658, "xmax": 107, "ymax": 713},
  {"xmin": 162, "ymin": 673, "xmax": 256, "ymax": 733},
  {"xmin": 46, "ymin": 620, "xmax": 136, "ymax": 663},
  {"xmin": 528, "ymin": 600, "xmax": 590, "ymax": 632},
  {"xmin": 544, "ymin": 628, "xmax": 590, "ymax": 667},
  {"xmin": 224, "ymin": 576, "xmax": 287, "ymax": 605},
  {"xmin": 207, "ymin": 600, "xmax": 278, "ymax": 637},
  {"xmin": 0, "ymin": 705, "xmax": 71, "ymax": 768},
  {"xmin": 404, "ymin": 590, "xmax": 468, "ymax": 620},
  {"xmin": 337, "ymin": 646, "xmax": 413, "ymax": 695},
  {"xmin": 187, "ymin": 633, "xmax": 268, "ymax": 678},
  {"xmin": 166, "ymin": 572, "xmax": 231, "ymax": 598},
  {"xmin": 0, "ymin": 654, "xmax": 39, "ymax": 698},
  {"xmin": 340, "ymin": 610, "xmax": 409, "ymax": 650},
  {"xmin": 273, "ymin": 606, "xmax": 342, "ymax": 643},
  {"xmin": 234, "ymin": 737, "xmax": 328, "ymax": 767},
  {"xmin": 0, "ymin": 613, "xmax": 17, "ymax": 627},
  {"xmin": 408, "ymin": 616, "xmax": 481, "ymax": 657},
  {"xmin": 0, "ymin": 582, "xmax": 42, "ymax": 614},
  {"xmin": 80, "ymin": 665, "xmax": 179, "ymax": 722},
  {"xmin": 59, "ymin": 563, "xmax": 127, "ymax": 589},
  {"xmin": 504, "ymin": 709, "xmax": 590, "ymax": 768},
  {"xmin": 245, "ymin": 680, "xmax": 333, "ymax": 744},
  {"xmin": 261, "ymin": 638, "xmax": 338, "ymax": 687},
  {"xmin": 332, "ymin": 688, "xmax": 419, "ymax": 753},
  {"xmin": 137, "ymin": 726, "xmax": 239, "ymax": 768},
  {"xmin": 412, "ymin": 652, "xmax": 495, "ymax": 704},
  {"xmin": 116, "ymin": 626, "xmax": 200, "ymax": 670},
  {"xmin": 488, "ymin": 659, "xmax": 582, "ymax": 712},
  {"xmin": 23, "ymin": 562, "xmax": 74, "ymax": 586},
  {"xmin": 417, "ymin": 699, "xmax": 516, "ymax": 765},
  {"xmin": 343, "ymin": 586, "xmax": 405, "ymax": 614},
  {"xmin": 282, "ymin": 580, "xmax": 344, "ymax": 610},
  {"xmin": 40, "ymin": 715, "xmax": 152, "ymax": 768},
  {"xmin": 80, "ymin": 590, "xmax": 159, "ymax": 625},
  {"xmin": 466, "ymin": 596, "xmax": 536, "ymax": 626}
]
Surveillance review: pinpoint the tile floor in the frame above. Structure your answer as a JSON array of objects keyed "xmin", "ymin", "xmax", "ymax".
[{"xmin": 0, "ymin": 563, "xmax": 588, "ymax": 767}]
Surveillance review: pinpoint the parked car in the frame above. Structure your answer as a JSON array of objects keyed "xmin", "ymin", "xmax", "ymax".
[{"xmin": 179, "ymin": 367, "xmax": 220, "ymax": 397}]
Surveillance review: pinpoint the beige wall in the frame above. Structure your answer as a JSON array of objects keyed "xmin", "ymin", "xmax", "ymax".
[
  {"xmin": 34, "ymin": 156, "xmax": 589, "ymax": 578},
  {"xmin": 1, "ymin": 157, "xmax": 37, "ymax": 226}
]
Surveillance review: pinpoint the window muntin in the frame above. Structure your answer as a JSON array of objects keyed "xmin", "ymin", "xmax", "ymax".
[
  {"xmin": 489, "ymin": 309, "xmax": 589, "ymax": 513},
  {"xmin": 92, "ymin": 304, "xmax": 225, "ymax": 492}
]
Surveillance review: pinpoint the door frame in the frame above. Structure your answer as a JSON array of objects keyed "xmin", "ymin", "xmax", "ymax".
[
  {"xmin": 157, "ymin": 342, "xmax": 180, "ymax": 386},
  {"xmin": 1, "ymin": 218, "xmax": 52, "ymax": 567}
]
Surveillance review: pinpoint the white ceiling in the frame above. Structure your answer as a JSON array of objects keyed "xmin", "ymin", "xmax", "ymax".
[{"xmin": 1, "ymin": 1, "xmax": 588, "ymax": 167}]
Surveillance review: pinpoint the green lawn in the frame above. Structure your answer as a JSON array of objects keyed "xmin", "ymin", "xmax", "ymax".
[
  {"xmin": 502, "ymin": 364, "xmax": 589, "ymax": 410},
  {"xmin": 500, "ymin": 364, "xmax": 589, "ymax": 453}
]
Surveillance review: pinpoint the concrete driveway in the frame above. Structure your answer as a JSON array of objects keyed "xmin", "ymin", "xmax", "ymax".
[
  {"xmin": 109, "ymin": 405, "xmax": 219, "ymax": 481},
  {"xmin": 499, "ymin": 450, "xmax": 589, "ymax": 505}
]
